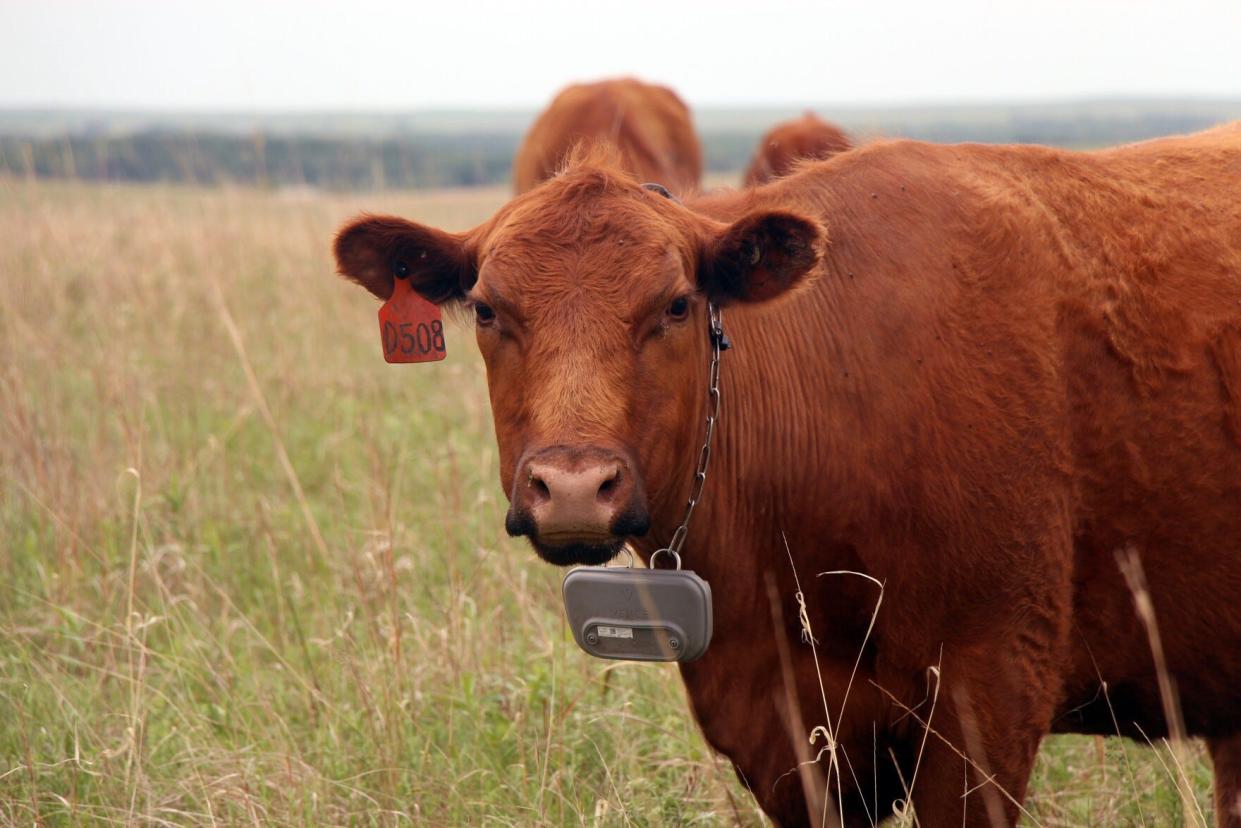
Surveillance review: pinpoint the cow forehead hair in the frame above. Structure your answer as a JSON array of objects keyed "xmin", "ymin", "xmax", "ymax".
[
  {"xmin": 498, "ymin": 164, "xmax": 683, "ymax": 237},
  {"xmin": 477, "ymin": 239, "xmax": 691, "ymax": 317},
  {"xmin": 483, "ymin": 202, "xmax": 685, "ymax": 264},
  {"xmin": 479, "ymin": 174, "xmax": 695, "ymax": 278},
  {"xmin": 554, "ymin": 139, "xmax": 640, "ymax": 185}
]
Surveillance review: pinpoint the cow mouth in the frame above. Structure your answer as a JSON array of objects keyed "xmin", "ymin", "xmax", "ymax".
[
  {"xmin": 528, "ymin": 535, "xmax": 625, "ymax": 567},
  {"xmin": 506, "ymin": 503, "xmax": 650, "ymax": 567}
]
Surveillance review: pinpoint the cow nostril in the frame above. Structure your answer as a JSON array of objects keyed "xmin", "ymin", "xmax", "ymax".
[
  {"xmin": 597, "ymin": 468, "xmax": 621, "ymax": 502},
  {"xmin": 528, "ymin": 473, "xmax": 551, "ymax": 503}
]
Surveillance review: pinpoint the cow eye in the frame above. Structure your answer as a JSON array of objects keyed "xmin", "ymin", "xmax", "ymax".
[
  {"xmin": 474, "ymin": 302, "xmax": 496, "ymax": 326},
  {"xmin": 666, "ymin": 296, "xmax": 691, "ymax": 321}
]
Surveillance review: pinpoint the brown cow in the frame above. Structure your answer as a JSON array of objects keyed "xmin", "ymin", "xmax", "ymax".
[
  {"xmin": 743, "ymin": 111, "xmax": 853, "ymax": 186},
  {"xmin": 512, "ymin": 77, "xmax": 702, "ymax": 195},
  {"xmin": 335, "ymin": 125, "xmax": 1241, "ymax": 826}
]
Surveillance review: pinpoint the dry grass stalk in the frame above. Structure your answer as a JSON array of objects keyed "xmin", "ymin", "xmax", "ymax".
[{"xmin": 1114, "ymin": 546, "xmax": 1205, "ymax": 828}]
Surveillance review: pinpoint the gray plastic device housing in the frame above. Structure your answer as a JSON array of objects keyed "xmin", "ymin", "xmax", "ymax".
[{"xmin": 561, "ymin": 566, "xmax": 713, "ymax": 662}]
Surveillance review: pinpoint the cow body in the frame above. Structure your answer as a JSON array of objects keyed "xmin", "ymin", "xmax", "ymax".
[
  {"xmin": 512, "ymin": 77, "xmax": 702, "ymax": 194},
  {"xmin": 336, "ymin": 124, "xmax": 1241, "ymax": 826},
  {"xmin": 660, "ymin": 125, "xmax": 1241, "ymax": 824},
  {"xmin": 744, "ymin": 112, "xmax": 853, "ymax": 186}
]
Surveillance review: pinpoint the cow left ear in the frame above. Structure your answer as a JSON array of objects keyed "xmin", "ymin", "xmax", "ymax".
[{"xmin": 698, "ymin": 210, "xmax": 825, "ymax": 304}]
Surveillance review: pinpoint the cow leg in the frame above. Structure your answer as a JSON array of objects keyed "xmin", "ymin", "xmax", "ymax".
[
  {"xmin": 882, "ymin": 618, "xmax": 1066, "ymax": 826},
  {"xmin": 1211, "ymin": 735, "xmax": 1241, "ymax": 827},
  {"xmin": 871, "ymin": 500, "xmax": 1074, "ymax": 826},
  {"xmin": 899, "ymin": 682, "xmax": 1045, "ymax": 827}
]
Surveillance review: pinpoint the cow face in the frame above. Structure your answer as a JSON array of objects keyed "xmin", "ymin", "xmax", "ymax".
[{"xmin": 335, "ymin": 162, "xmax": 822, "ymax": 565}]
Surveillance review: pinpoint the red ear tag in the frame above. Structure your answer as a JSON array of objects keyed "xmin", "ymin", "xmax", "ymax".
[{"xmin": 377, "ymin": 278, "xmax": 447, "ymax": 364}]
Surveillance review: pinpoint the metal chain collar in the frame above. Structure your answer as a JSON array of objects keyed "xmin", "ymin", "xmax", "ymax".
[{"xmin": 649, "ymin": 302, "xmax": 730, "ymax": 569}]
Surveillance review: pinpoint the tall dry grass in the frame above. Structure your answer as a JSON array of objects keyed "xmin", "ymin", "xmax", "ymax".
[
  {"xmin": 0, "ymin": 175, "xmax": 1215, "ymax": 825},
  {"xmin": 0, "ymin": 178, "xmax": 754, "ymax": 825}
]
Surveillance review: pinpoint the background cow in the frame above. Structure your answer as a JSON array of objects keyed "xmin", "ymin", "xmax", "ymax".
[
  {"xmin": 743, "ymin": 111, "xmax": 853, "ymax": 186},
  {"xmin": 337, "ymin": 125, "xmax": 1241, "ymax": 826},
  {"xmin": 511, "ymin": 77, "xmax": 703, "ymax": 195}
]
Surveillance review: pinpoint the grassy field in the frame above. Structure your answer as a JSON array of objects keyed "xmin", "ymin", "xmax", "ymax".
[{"xmin": 0, "ymin": 177, "xmax": 1218, "ymax": 825}]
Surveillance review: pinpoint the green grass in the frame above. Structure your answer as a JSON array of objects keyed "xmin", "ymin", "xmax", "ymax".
[{"xmin": 0, "ymin": 177, "xmax": 1216, "ymax": 825}]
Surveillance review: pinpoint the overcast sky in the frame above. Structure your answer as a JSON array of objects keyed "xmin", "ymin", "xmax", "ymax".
[{"xmin": 3, "ymin": 0, "xmax": 1240, "ymax": 110}]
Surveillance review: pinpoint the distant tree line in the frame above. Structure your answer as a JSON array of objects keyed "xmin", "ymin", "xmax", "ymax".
[
  {"xmin": 0, "ymin": 130, "xmax": 520, "ymax": 190},
  {"xmin": 0, "ymin": 109, "xmax": 1234, "ymax": 190},
  {"xmin": 889, "ymin": 112, "xmax": 1233, "ymax": 147}
]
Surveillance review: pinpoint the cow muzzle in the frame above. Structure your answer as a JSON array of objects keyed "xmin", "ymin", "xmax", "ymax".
[{"xmin": 505, "ymin": 445, "xmax": 649, "ymax": 565}]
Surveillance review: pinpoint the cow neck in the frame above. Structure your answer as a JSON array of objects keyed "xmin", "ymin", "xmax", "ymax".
[
  {"xmin": 643, "ymin": 185, "xmax": 874, "ymax": 588},
  {"xmin": 646, "ymin": 301, "xmax": 729, "ymax": 570}
]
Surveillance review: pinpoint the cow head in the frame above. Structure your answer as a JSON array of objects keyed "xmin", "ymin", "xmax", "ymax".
[{"xmin": 335, "ymin": 155, "xmax": 823, "ymax": 565}]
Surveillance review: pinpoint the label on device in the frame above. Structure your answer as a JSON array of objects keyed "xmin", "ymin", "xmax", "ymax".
[
  {"xmin": 378, "ymin": 277, "xmax": 447, "ymax": 363},
  {"xmin": 562, "ymin": 566, "xmax": 713, "ymax": 662}
]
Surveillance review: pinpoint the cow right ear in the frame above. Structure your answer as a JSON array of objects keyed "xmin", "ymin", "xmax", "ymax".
[
  {"xmin": 698, "ymin": 209, "xmax": 825, "ymax": 305},
  {"xmin": 333, "ymin": 214, "xmax": 476, "ymax": 303}
]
